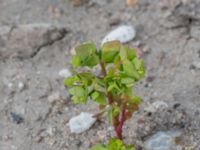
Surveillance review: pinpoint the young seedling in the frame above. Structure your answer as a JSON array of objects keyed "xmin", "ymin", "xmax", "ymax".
[{"xmin": 65, "ymin": 41, "xmax": 146, "ymax": 147}]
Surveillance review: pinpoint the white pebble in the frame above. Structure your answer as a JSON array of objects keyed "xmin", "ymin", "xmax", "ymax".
[
  {"xmin": 68, "ymin": 112, "xmax": 96, "ymax": 134},
  {"xmin": 58, "ymin": 68, "xmax": 72, "ymax": 78},
  {"xmin": 152, "ymin": 101, "xmax": 168, "ymax": 110},
  {"xmin": 192, "ymin": 61, "xmax": 200, "ymax": 69},
  {"xmin": 102, "ymin": 25, "xmax": 136, "ymax": 44},
  {"xmin": 145, "ymin": 101, "xmax": 168, "ymax": 113},
  {"xmin": 7, "ymin": 82, "xmax": 13, "ymax": 89},
  {"xmin": 18, "ymin": 81, "xmax": 25, "ymax": 91}
]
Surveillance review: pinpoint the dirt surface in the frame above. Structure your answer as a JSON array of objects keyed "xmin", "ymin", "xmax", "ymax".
[{"xmin": 1, "ymin": 0, "xmax": 200, "ymax": 150}]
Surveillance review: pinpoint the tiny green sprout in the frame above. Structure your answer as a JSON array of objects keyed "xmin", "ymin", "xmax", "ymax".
[
  {"xmin": 65, "ymin": 41, "xmax": 146, "ymax": 147},
  {"xmin": 90, "ymin": 138, "xmax": 134, "ymax": 150}
]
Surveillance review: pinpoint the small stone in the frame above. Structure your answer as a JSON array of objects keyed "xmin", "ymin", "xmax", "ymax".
[
  {"xmin": 126, "ymin": 0, "xmax": 138, "ymax": 6},
  {"xmin": 145, "ymin": 101, "xmax": 168, "ymax": 113},
  {"xmin": 152, "ymin": 101, "xmax": 168, "ymax": 110},
  {"xmin": 102, "ymin": 25, "xmax": 136, "ymax": 44},
  {"xmin": 46, "ymin": 126, "xmax": 56, "ymax": 136},
  {"xmin": 7, "ymin": 82, "xmax": 14, "ymax": 89},
  {"xmin": 192, "ymin": 61, "xmax": 200, "ymax": 69},
  {"xmin": 68, "ymin": 112, "xmax": 96, "ymax": 134},
  {"xmin": 58, "ymin": 68, "xmax": 72, "ymax": 78},
  {"xmin": 10, "ymin": 112, "xmax": 24, "ymax": 124},
  {"xmin": 144, "ymin": 130, "xmax": 182, "ymax": 150},
  {"xmin": 17, "ymin": 81, "xmax": 25, "ymax": 91}
]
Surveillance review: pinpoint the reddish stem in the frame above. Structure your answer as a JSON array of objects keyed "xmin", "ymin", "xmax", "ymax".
[{"xmin": 114, "ymin": 107, "xmax": 126, "ymax": 140}]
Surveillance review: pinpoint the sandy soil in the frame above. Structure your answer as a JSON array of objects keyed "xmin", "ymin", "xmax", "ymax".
[{"xmin": 0, "ymin": 0, "xmax": 200, "ymax": 149}]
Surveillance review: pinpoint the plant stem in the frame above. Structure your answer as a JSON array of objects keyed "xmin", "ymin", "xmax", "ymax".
[
  {"xmin": 99, "ymin": 60, "xmax": 113, "ymax": 104},
  {"xmin": 115, "ymin": 107, "xmax": 126, "ymax": 140},
  {"xmin": 100, "ymin": 60, "xmax": 107, "ymax": 76}
]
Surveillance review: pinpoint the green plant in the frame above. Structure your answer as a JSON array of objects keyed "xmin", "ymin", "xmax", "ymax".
[
  {"xmin": 90, "ymin": 138, "xmax": 134, "ymax": 150},
  {"xmin": 64, "ymin": 40, "xmax": 146, "ymax": 149}
]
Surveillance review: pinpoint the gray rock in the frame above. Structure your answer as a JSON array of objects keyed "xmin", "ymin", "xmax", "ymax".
[{"xmin": 144, "ymin": 130, "xmax": 182, "ymax": 150}]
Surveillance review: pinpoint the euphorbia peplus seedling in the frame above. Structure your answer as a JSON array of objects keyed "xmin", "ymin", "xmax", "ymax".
[{"xmin": 65, "ymin": 41, "xmax": 146, "ymax": 148}]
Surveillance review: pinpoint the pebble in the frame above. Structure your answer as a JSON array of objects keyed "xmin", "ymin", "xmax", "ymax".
[
  {"xmin": 17, "ymin": 81, "xmax": 25, "ymax": 91},
  {"xmin": 144, "ymin": 130, "xmax": 182, "ymax": 150},
  {"xmin": 126, "ymin": 0, "xmax": 138, "ymax": 6},
  {"xmin": 102, "ymin": 25, "xmax": 136, "ymax": 44},
  {"xmin": 152, "ymin": 101, "xmax": 168, "ymax": 110},
  {"xmin": 10, "ymin": 112, "xmax": 24, "ymax": 124},
  {"xmin": 46, "ymin": 126, "xmax": 56, "ymax": 136},
  {"xmin": 58, "ymin": 68, "xmax": 72, "ymax": 78},
  {"xmin": 145, "ymin": 101, "xmax": 168, "ymax": 113},
  {"xmin": 192, "ymin": 61, "xmax": 200, "ymax": 69},
  {"xmin": 68, "ymin": 112, "xmax": 96, "ymax": 134}
]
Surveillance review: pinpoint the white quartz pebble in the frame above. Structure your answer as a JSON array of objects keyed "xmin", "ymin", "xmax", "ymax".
[
  {"xmin": 58, "ymin": 68, "xmax": 72, "ymax": 78},
  {"xmin": 68, "ymin": 112, "xmax": 96, "ymax": 134},
  {"xmin": 102, "ymin": 25, "xmax": 136, "ymax": 44}
]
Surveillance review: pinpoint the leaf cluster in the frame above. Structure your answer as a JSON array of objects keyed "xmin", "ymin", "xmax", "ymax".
[
  {"xmin": 90, "ymin": 138, "xmax": 134, "ymax": 150},
  {"xmin": 65, "ymin": 40, "xmax": 145, "ymax": 108}
]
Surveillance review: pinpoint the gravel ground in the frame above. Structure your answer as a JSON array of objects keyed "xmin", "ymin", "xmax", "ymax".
[{"xmin": 0, "ymin": 0, "xmax": 200, "ymax": 149}]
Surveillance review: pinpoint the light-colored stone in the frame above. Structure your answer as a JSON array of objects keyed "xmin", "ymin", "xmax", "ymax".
[
  {"xmin": 102, "ymin": 25, "xmax": 136, "ymax": 44},
  {"xmin": 192, "ymin": 61, "xmax": 200, "ymax": 69},
  {"xmin": 145, "ymin": 101, "xmax": 168, "ymax": 113},
  {"xmin": 17, "ymin": 81, "xmax": 25, "ymax": 91},
  {"xmin": 58, "ymin": 68, "xmax": 72, "ymax": 78},
  {"xmin": 144, "ymin": 130, "xmax": 182, "ymax": 150},
  {"xmin": 68, "ymin": 112, "xmax": 96, "ymax": 134}
]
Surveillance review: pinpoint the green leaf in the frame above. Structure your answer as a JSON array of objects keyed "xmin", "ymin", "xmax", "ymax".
[
  {"xmin": 83, "ymin": 55, "xmax": 99, "ymax": 67},
  {"xmin": 121, "ymin": 78, "xmax": 134, "ymax": 84},
  {"xmin": 71, "ymin": 55, "xmax": 80, "ymax": 67},
  {"xmin": 90, "ymin": 139, "xmax": 134, "ymax": 150},
  {"xmin": 64, "ymin": 77, "xmax": 74, "ymax": 86},
  {"xmin": 64, "ymin": 75, "xmax": 80, "ymax": 86},
  {"xmin": 123, "ymin": 60, "xmax": 140, "ymax": 80},
  {"xmin": 107, "ymin": 81, "xmax": 121, "ymax": 92},
  {"xmin": 72, "ymin": 41, "xmax": 99, "ymax": 67},
  {"xmin": 108, "ymin": 138, "xmax": 134, "ymax": 150},
  {"xmin": 92, "ymin": 78, "xmax": 106, "ymax": 93},
  {"xmin": 90, "ymin": 144, "xmax": 107, "ymax": 150},
  {"xmin": 132, "ymin": 58, "xmax": 146, "ymax": 76},
  {"xmin": 69, "ymin": 86, "xmax": 88, "ymax": 103},
  {"xmin": 119, "ymin": 45, "xmax": 136, "ymax": 61},
  {"xmin": 119, "ymin": 45, "xmax": 127, "ymax": 60},
  {"xmin": 102, "ymin": 41, "xmax": 121, "ymax": 63},
  {"xmin": 126, "ymin": 47, "xmax": 136, "ymax": 60},
  {"xmin": 75, "ymin": 41, "xmax": 96, "ymax": 56},
  {"xmin": 107, "ymin": 105, "xmax": 120, "ymax": 123},
  {"xmin": 129, "ymin": 95, "xmax": 141, "ymax": 104},
  {"xmin": 91, "ymin": 91, "xmax": 106, "ymax": 105},
  {"xmin": 78, "ymin": 72, "xmax": 94, "ymax": 85}
]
